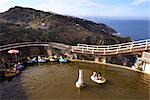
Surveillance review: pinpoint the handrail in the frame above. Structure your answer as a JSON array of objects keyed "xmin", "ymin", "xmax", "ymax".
[
  {"xmin": 0, "ymin": 42, "xmax": 71, "ymax": 52},
  {"xmin": 0, "ymin": 42, "xmax": 50, "ymax": 48},
  {"xmin": 77, "ymin": 39, "xmax": 150, "ymax": 49},
  {"xmin": 0, "ymin": 42, "xmax": 50, "ymax": 51},
  {"xmin": 72, "ymin": 39, "xmax": 150, "ymax": 55},
  {"xmin": 0, "ymin": 39, "xmax": 150, "ymax": 56}
]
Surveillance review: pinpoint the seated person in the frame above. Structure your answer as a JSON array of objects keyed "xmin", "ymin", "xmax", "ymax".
[
  {"xmin": 97, "ymin": 72, "xmax": 103, "ymax": 80},
  {"xmin": 93, "ymin": 72, "xmax": 98, "ymax": 79}
]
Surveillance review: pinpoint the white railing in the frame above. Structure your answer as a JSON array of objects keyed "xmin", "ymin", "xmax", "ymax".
[
  {"xmin": 0, "ymin": 42, "xmax": 71, "ymax": 51},
  {"xmin": 72, "ymin": 39, "xmax": 150, "ymax": 55},
  {"xmin": 1, "ymin": 39, "xmax": 150, "ymax": 56},
  {"xmin": 0, "ymin": 42, "xmax": 50, "ymax": 51}
]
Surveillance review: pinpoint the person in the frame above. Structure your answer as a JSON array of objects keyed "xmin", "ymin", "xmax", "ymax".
[
  {"xmin": 13, "ymin": 64, "xmax": 17, "ymax": 72},
  {"xmin": 97, "ymin": 72, "xmax": 103, "ymax": 80},
  {"xmin": 93, "ymin": 72, "xmax": 98, "ymax": 80}
]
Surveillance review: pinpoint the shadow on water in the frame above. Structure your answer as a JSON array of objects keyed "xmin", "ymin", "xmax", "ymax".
[{"xmin": 0, "ymin": 74, "xmax": 28, "ymax": 100}]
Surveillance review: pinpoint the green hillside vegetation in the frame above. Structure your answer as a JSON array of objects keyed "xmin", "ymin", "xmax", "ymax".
[
  {"xmin": 0, "ymin": 6, "xmax": 131, "ymax": 45},
  {"xmin": 0, "ymin": 6, "xmax": 134, "ymax": 66}
]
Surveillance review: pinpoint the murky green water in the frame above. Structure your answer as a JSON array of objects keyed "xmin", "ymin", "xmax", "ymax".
[{"xmin": 0, "ymin": 62, "xmax": 150, "ymax": 100}]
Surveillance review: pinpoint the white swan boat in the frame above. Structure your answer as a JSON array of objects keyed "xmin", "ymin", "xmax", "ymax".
[
  {"xmin": 90, "ymin": 75, "xmax": 106, "ymax": 84},
  {"xmin": 90, "ymin": 72, "xmax": 106, "ymax": 84}
]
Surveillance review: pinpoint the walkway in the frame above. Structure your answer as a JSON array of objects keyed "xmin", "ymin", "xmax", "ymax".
[
  {"xmin": 0, "ymin": 39, "xmax": 150, "ymax": 56},
  {"xmin": 71, "ymin": 39, "xmax": 150, "ymax": 55},
  {"xmin": 0, "ymin": 42, "xmax": 49, "ymax": 51}
]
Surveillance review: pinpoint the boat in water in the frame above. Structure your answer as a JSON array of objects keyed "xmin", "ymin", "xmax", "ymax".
[
  {"xmin": 32, "ymin": 56, "xmax": 47, "ymax": 63},
  {"xmin": 90, "ymin": 72, "xmax": 106, "ymax": 84},
  {"xmin": 47, "ymin": 55, "xmax": 58, "ymax": 62},
  {"xmin": 38, "ymin": 59, "xmax": 47, "ymax": 63},
  {"xmin": 59, "ymin": 58, "xmax": 70, "ymax": 63},
  {"xmin": 4, "ymin": 70, "xmax": 20, "ymax": 78},
  {"xmin": 49, "ymin": 58, "xmax": 58, "ymax": 62},
  {"xmin": 16, "ymin": 64, "xmax": 25, "ymax": 71},
  {"xmin": 59, "ymin": 56, "xmax": 70, "ymax": 63}
]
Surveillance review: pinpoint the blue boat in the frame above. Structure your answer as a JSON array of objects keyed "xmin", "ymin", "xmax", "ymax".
[
  {"xmin": 59, "ymin": 58, "xmax": 70, "ymax": 63},
  {"xmin": 16, "ymin": 64, "xmax": 25, "ymax": 71}
]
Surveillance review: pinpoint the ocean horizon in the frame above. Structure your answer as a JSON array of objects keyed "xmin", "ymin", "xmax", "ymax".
[{"xmin": 86, "ymin": 18, "xmax": 150, "ymax": 40}]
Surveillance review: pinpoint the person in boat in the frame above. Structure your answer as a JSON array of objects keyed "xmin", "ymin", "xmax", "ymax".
[
  {"xmin": 13, "ymin": 64, "xmax": 17, "ymax": 72},
  {"xmin": 7, "ymin": 63, "xmax": 17, "ymax": 73},
  {"xmin": 93, "ymin": 72, "xmax": 98, "ymax": 79},
  {"xmin": 12, "ymin": 62, "xmax": 22, "ymax": 72},
  {"xmin": 97, "ymin": 72, "xmax": 103, "ymax": 80},
  {"xmin": 93, "ymin": 72, "xmax": 97, "ymax": 77}
]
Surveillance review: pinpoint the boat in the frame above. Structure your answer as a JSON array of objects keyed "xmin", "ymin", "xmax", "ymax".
[
  {"xmin": 26, "ymin": 57, "xmax": 35, "ymax": 66},
  {"xmin": 16, "ymin": 64, "xmax": 25, "ymax": 71},
  {"xmin": 32, "ymin": 56, "xmax": 47, "ymax": 63},
  {"xmin": 59, "ymin": 58, "xmax": 70, "ymax": 63},
  {"xmin": 49, "ymin": 58, "xmax": 58, "ymax": 62},
  {"xmin": 4, "ymin": 70, "xmax": 20, "ymax": 78},
  {"xmin": 90, "ymin": 72, "xmax": 106, "ymax": 84},
  {"xmin": 38, "ymin": 59, "xmax": 47, "ymax": 63},
  {"xmin": 47, "ymin": 56, "xmax": 58, "ymax": 62}
]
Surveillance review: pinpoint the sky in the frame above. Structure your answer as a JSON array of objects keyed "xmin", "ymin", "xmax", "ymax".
[{"xmin": 0, "ymin": 0, "xmax": 150, "ymax": 19}]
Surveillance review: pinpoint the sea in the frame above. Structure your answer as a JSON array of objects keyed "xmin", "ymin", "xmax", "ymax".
[{"xmin": 86, "ymin": 18, "xmax": 150, "ymax": 40}]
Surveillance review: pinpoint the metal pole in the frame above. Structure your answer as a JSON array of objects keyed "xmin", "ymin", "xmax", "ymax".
[{"xmin": 15, "ymin": 53, "xmax": 17, "ymax": 63}]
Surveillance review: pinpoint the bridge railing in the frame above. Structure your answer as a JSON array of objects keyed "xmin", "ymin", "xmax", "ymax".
[
  {"xmin": 0, "ymin": 42, "xmax": 72, "ymax": 52},
  {"xmin": 73, "ymin": 39, "xmax": 150, "ymax": 55},
  {"xmin": 0, "ymin": 42, "xmax": 50, "ymax": 48},
  {"xmin": 1, "ymin": 39, "xmax": 150, "ymax": 55},
  {"xmin": 0, "ymin": 42, "xmax": 50, "ymax": 51}
]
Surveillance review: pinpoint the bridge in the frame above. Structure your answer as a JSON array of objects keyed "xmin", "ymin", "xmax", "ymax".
[
  {"xmin": 0, "ymin": 39, "xmax": 150, "ymax": 56},
  {"xmin": 0, "ymin": 42, "xmax": 71, "ymax": 52},
  {"xmin": 0, "ymin": 42, "xmax": 49, "ymax": 52},
  {"xmin": 0, "ymin": 39, "xmax": 150, "ymax": 73},
  {"xmin": 71, "ymin": 39, "xmax": 150, "ymax": 56}
]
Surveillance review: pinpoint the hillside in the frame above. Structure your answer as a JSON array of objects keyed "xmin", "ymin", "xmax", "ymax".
[{"xmin": 0, "ymin": 6, "xmax": 131, "ymax": 45}]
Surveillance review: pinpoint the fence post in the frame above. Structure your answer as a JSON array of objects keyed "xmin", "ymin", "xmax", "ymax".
[
  {"xmin": 130, "ymin": 42, "xmax": 133, "ymax": 52},
  {"xmin": 82, "ymin": 47, "xmax": 84, "ymax": 53},
  {"xmin": 71, "ymin": 48, "xmax": 74, "ymax": 52},
  {"xmin": 107, "ymin": 46, "xmax": 109, "ymax": 51},
  {"xmin": 116, "ymin": 47, "xmax": 118, "ymax": 54},
  {"xmin": 145, "ymin": 40, "xmax": 148, "ymax": 50},
  {"xmin": 97, "ymin": 46, "xmax": 99, "ymax": 51},
  {"xmin": 104, "ymin": 48, "xmax": 105, "ymax": 55},
  {"xmin": 92, "ymin": 48, "xmax": 94, "ymax": 54}
]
